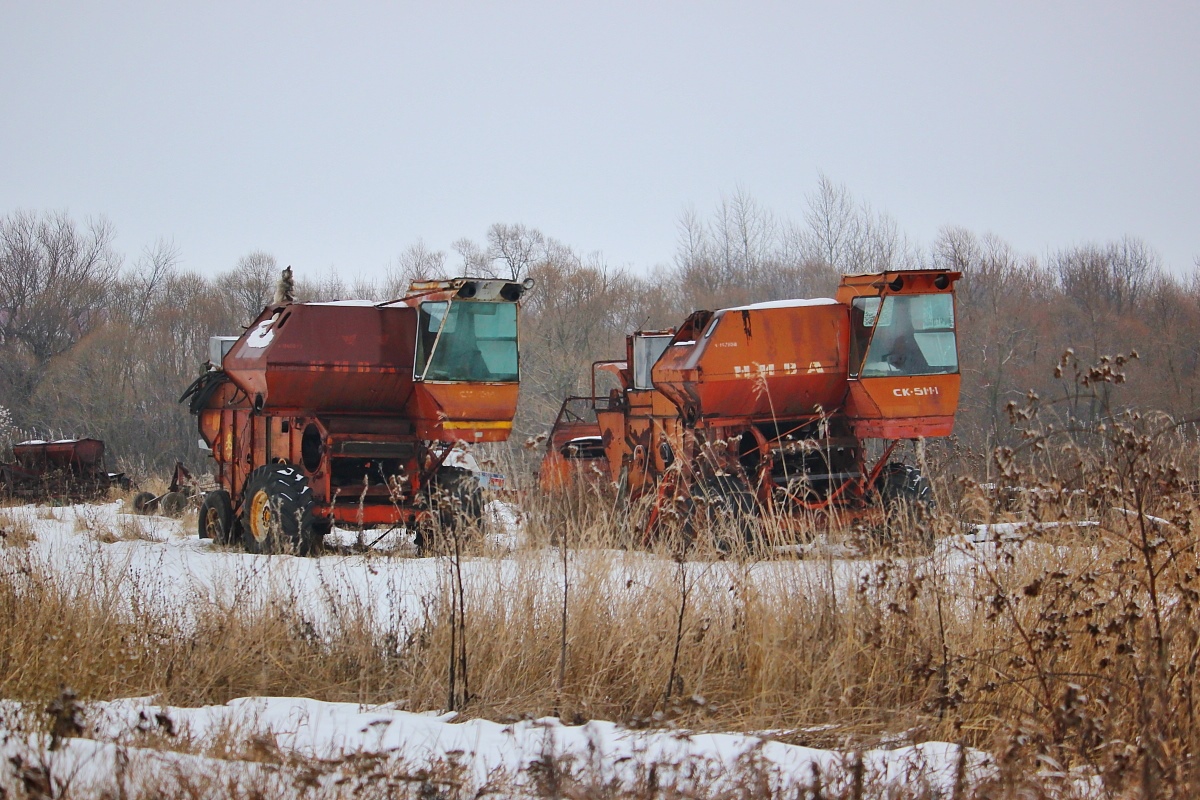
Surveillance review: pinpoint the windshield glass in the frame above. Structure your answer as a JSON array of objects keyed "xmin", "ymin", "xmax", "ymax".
[
  {"xmin": 633, "ymin": 334, "xmax": 673, "ymax": 390},
  {"xmin": 851, "ymin": 293, "xmax": 958, "ymax": 378},
  {"xmin": 416, "ymin": 301, "xmax": 519, "ymax": 382}
]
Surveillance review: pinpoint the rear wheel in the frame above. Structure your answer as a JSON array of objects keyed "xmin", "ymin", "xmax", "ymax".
[
  {"xmin": 877, "ymin": 463, "xmax": 935, "ymax": 547},
  {"xmin": 161, "ymin": 491, "xmax": 188, "ymax": 518},
  {"xmin": 240, "ymin": 465, "xmax": 318, "ymax": 555},
  {"xmin": 415, "ymin": 467, "xmax": 485, "ymax": 553},
  {"xmin": 198, "ymin": 490, "xmax": 234, "ymax": 544},
  {"xmin": 693, "ymin": 475, "xmax": 760, "ymax": 554}
]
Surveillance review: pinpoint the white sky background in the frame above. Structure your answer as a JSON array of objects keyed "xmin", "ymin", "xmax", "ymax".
[{"xmin": 1, "ymin": 2, "xmax": 1197, "ymax": 280}]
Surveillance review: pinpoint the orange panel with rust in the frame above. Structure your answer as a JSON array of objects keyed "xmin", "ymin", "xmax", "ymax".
[
  {"xmin": 653, "ymin": 300, "xmax": 849, "ymax": 422},
  {"xmin": 13, "ymin": 439, "xmax": 105, "ymax": 471},
  {"xmin": 411, "ymin": 382, "xmax": 520, "ymax": 442},
  {"xmin": 847, "ymin": 373, "xmax": 961, "ymax": 419},
  {"xmin": 844, "ymin": 371, "xmax": 960, "ymax": 438}
]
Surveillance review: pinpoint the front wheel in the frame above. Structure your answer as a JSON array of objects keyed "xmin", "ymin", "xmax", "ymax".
[
  {"xmin": 198, "ymin": 490, "xmax": 235, "ymax": 544},
  {"xmin": 693, "ymin": 475, "xmax": 760, "ymax": 554},
  {"xmin": 240, "ymin": 465, "xmax": 319, "ymax": 555},
  {"xmin": 161, "ymin": 491, "xmax": 188, "ymax": 518}
]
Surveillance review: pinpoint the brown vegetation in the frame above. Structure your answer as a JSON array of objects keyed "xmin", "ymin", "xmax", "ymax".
[{"xmin": 3, "ymin": 359, "xmax": 1200, "ymax": 795}]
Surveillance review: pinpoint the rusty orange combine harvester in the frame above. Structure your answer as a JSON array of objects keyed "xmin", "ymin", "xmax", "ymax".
[
  {"xmin": 182, "ymin": 276, "xmax": 531, "ymax": 554},
  {"xmin": 542, "ymin": 269, "xmax": 962, "ymax": 544}
]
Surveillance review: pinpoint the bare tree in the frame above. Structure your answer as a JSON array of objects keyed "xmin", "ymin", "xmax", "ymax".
[
  {"xmin": 452, "ymin": 238, "xmax": 493, "ymax": 277},
  {"xmin": 672, "ymin": 188, "xmax": 838, "ymax": 312},
  {"xmin": 803, "ymin": 173, "xmax": 859, "ymax": 270},
  {"xmin": 219, "ymin": 250, "xmax": 278, "ymax": 321},
  {"xmin": 487, "ymin": 223, "xmax": 546, "ymax": 282},
  {"xmin": 0, "ymin": 211, "xmax": 120, "ymax": 412},
  {"xmin": 116, "ymin": 238, "xmax": 180, "ymax": 327},
  {"xmin": 800, "ymin": 174, "xmax": 921, "ymax": 273},
  {"xmin": 1055, "ymin": 237, "xmax": 1160, "ymax": 316},
  {"xmin": 383, "ymin": 239, "xmax": 447, "ymax": 298}
]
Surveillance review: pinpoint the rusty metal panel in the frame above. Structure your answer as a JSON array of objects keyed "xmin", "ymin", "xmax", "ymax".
[
  {"xmin": 222, "ymin": 303, "xmax": 419, "ymax": 412},
  {"xmin": 411, "ymin": 382, "xmax": 519, "ymax": 442},
  {"xmin": 654, "ymin": 302, "xmax": 849, "ymax": 421},
  {"xmin": 845, "ymin": 373, "xmax": 961, "ymax": 437},
  {"xmin": 13, "ymin": 439, "xmax": 105, "ymax": 472}
]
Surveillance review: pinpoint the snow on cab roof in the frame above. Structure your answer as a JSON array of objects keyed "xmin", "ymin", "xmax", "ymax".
[
  {"xmin": 722, "ymin": 298, "xmax": 839, "ymax": 312},
  {"xmin": 303, "ymin": 300, "xmax": 380, "ymax": 307}
]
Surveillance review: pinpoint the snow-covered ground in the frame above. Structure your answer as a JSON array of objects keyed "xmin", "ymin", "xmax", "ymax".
[
  {"xmin": 0, "ymin": 500, "xmax": 944, "ymax": 634},
  {"xmin": 0, "ymin": 695, "xmax": 988, "ymax": 798},
  {"xmin": 1, "ymin": 500, "xmax": 1108, "ymax": 797}
]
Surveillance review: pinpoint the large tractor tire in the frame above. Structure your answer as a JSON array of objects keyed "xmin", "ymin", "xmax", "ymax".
[
  {"xmin": 132, "ymin": 491, "xmax": 158, "ymax": 515},
  {"xmin": 198, "ymin": 490, "xmax": 235, "ymax": 544},
  {"xmin": 239, "ymin": 465, "xmax": 320, "ymax": 555},
  {"xmin": 651, "ymin": 474, "xmax": 759, "ymax": 556},
  {"xmin": 877, "ymin": 462, "xmax": 935, "ymax": 547},
  {"xmin": 415, "ymin": 467, "xmax": 485, "ymax": 553},
  {"xmin": 695, "ymin": 475, "xmax": 760, "ymax": 554},
  {"xmin": 160, "ymin": 491, "xmax": 188, "ymax": 518}
]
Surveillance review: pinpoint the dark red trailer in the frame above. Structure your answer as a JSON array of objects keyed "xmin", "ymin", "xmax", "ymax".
[{"xmin": 0, "ymin": 439, "xmax": 129, "ymax": 500}]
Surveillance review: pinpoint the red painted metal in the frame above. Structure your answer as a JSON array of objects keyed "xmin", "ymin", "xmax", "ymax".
[{"xmin": 1, "ymin": 438, "xmax": 125, "ymax": 500}]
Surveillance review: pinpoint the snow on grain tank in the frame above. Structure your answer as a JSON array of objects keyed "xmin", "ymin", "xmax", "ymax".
[
  {"xmin": 181, "ymin": 273, "xmax": 532, "ymax": 554},
  {"xmin": 541, "ymin": 269, "xmax": 961, "ymax": 545}
]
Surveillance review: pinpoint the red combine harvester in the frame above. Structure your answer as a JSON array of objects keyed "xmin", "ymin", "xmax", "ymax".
[
  {"xmin": 182, "ymin": 276, "xmax": 531, "ymax": 554},
  {"xmin": 0, "ymin": 439, "xmax": 129, "ymax": 501},
  {"xmin": 541, "ymin": 269, "xmax": 962, "ymax": 544}
]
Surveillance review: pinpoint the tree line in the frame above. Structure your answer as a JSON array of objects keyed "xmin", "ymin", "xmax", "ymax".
[{"xmin": 2, "ymin": 177, "xmax": 1198, "ymax": 479}]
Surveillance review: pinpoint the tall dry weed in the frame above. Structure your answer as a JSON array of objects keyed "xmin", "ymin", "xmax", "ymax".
[{"xmin": 0, "ymin": 508, "xmax": 37, "ymax": 548}]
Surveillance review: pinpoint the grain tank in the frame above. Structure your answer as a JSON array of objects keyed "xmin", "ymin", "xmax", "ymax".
[{"xmin": 183, "ymin": 276, "xmax": 531, "ymax": 554}]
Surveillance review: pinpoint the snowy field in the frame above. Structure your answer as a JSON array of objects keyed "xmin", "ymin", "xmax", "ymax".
[
  {"xmin": 0, "ymin": 694, "xmax": 988, "ymax": 798},
  {"xmin": 0, "ymin": 500, "xmax": 1110, "ymax": 797}
]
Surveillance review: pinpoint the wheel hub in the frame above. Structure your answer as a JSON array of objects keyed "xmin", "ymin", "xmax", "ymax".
[
  {"xmin": 249, "ymin": 490, "xmax": 272, "ymax": 542},
  {"xmin": 204, "ymin": 508, "xmax": 221, "ymax": 538}
]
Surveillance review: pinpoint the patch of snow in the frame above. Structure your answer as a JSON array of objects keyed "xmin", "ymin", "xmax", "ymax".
[
  {"xmin": 244, "ymin": 317, "xmax": 277, "ymax": 349},
  {"xmin": 1111, "ymin": 507, "xmax": 1174, "ymax": 527},
  {"xmin": 442, "ymin": 448, "xmax": 480, "ymax": 471},
  {"xmin": 305, "ymin": 300, "xmax": 380, "ymax": 307},
  {"xmin": 484, "ymin": 500, "xmax": 525, "ymax": 550},
  {"xmin": 0, "ymin": 695, "xmax": 994, "ymax": 798},
  {"xmin": 723, "ymin": 298, "xmax": 840, "ymax": 311},
  {"xmin": 968, "ymin": 520, "xmax": 1099, "ymax": 542}
]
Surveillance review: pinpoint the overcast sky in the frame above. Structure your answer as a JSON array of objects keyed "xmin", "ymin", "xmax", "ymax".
[{"xmin": 2, "ymin": 2, "xmax": 1197, "ymax": 281}]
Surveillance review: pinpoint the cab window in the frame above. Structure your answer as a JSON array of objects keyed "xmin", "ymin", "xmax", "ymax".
[{"xmin": 851, "ymin": 294, "xmax": 958, "ymax": 378}]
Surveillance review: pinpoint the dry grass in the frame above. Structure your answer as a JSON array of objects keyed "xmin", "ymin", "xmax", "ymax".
[
  {"xmin": 5, "ymin": 370, "xmax": 1200, "ymax": 794},
  {"xmin": 72, "ymin": 504, "xmax": 163, "ymax": 543},
  {"xmin": 0, "ymin": 508, "xmax": 37, "ymax": 548}
]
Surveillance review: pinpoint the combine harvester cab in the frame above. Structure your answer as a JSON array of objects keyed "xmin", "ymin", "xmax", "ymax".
[
  {"xmin": 184, "ymin": 275, "xmax": 531, "ymax": 554},
  {"xmin": 836, "ymin": 270, "xmax": 961, "ymax": 439},
  {"xmin": 542, "ymin": 269, "xmax": 962, "ymax": 544}
]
